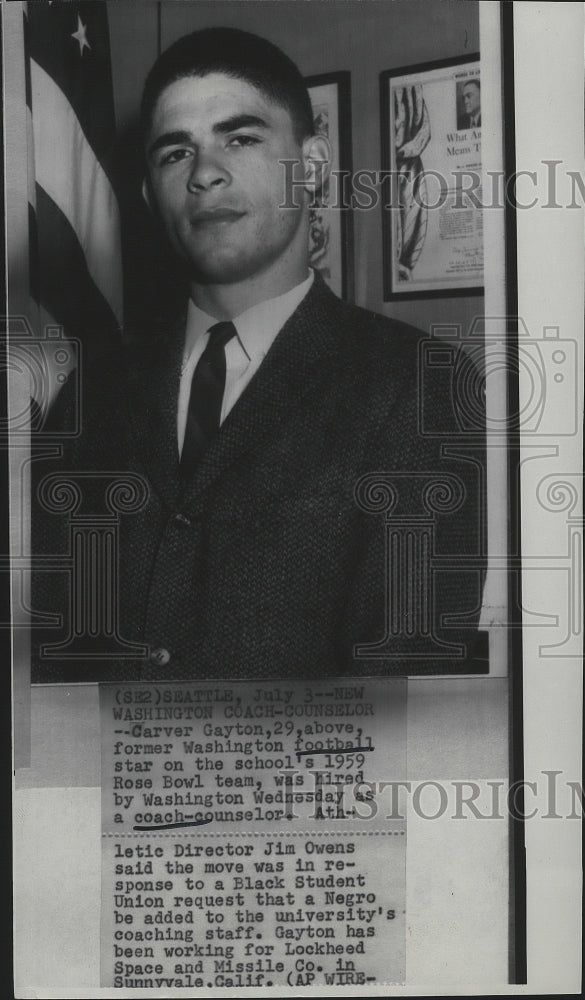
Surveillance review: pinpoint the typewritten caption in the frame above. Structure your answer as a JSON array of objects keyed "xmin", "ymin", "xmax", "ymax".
[{"xmin": 100, "ymin": 679, "xmax": 407, "ymax": 988}]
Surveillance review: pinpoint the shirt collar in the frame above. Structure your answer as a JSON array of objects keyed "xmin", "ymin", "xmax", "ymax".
[{"xmin": 184, "ymin": 270, "xmax": 314, "ymax": 363}]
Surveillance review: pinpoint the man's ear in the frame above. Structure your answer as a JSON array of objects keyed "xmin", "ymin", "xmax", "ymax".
[
  {"xmin": 142, "ymin": 177, "xmax": 153, "ymax": 212},
  {"xmin": 301, "ymin": 134, "xmax": 331, "ymax": 197}
]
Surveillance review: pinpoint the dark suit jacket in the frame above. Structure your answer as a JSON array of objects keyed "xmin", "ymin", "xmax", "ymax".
[
  {"xmin": 457, "ymin": 112, "xmax": 481, "ymax": 130},
  {"xmin": 32, "ymin": 275, "xmax": 486, "ymax": 682}
]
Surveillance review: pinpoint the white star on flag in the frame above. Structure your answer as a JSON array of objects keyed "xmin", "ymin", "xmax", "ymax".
[{"xmin": 71, "ymin": 15, "xmax": 91, "ymax": 55}]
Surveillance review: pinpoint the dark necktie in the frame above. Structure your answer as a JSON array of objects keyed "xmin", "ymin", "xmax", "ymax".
[{"xmin": 180, "ymin": 320, "xmax": 237, "ymax": 475}]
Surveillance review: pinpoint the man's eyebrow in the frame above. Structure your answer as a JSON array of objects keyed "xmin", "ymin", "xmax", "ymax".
[{"xmin": 213, "ymin": 113, "xmax": 269, "ymax": 134}]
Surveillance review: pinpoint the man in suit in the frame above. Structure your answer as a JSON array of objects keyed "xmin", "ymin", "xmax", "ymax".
[
  {"xmin": 458, "ymin": 79, "xmax": 481, "ymax": 130},
  {"xmin": 32, "ymin": 27, "xmax": 486, "ymax": 682}
]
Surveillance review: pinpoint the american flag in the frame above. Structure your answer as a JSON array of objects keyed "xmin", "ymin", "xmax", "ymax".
[{"xmin": 24, "ymin": 0, "xmax": 122, "ymax": 408}]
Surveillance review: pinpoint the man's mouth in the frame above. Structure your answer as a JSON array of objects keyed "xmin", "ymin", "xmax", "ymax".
[{"xmin": 189, "ymin": 208, "xmax": 245, "ymax": 224}]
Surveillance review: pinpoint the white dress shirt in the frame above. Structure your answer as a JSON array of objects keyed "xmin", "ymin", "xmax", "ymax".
[{"xmin": 177, "ymin": 270, "xmax": 314, "ymax": 454}]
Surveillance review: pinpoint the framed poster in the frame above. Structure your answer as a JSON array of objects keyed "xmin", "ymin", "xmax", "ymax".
[
  {"xmin": 381, "ymin": 55, "xmax": 484, "ymax": 299},
  {"xmin": 306, "ymin": 72, "xmax": 354, "ymax": 300}
]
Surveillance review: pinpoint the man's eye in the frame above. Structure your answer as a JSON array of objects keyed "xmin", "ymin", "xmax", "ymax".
[
  {"xmin": 160, "ymin": 148, "xmax": 192, "ymax": 165},
  {"xmin": 228, "ymin": 135, "xmax": 260, "ymax": 147}
]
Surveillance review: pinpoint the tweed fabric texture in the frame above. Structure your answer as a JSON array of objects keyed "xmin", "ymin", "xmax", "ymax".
[{"xmin": 31, "ymin": 276, "xmax": 486, "ymax": 682}]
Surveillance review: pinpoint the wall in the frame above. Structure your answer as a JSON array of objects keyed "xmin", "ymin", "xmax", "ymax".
[{"xmin": 108, "ymin": 0, "xmax": 483, "ymax": 335}]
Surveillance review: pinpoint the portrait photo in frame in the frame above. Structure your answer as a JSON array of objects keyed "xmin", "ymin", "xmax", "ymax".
[{"xmin": 381, "ymin": 55, "xmax": 484, "ymax": 300}]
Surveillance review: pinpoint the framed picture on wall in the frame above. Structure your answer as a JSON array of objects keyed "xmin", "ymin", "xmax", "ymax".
[
  {"xmin": 306, "ymin": 72, "xmax": 354, "ymax": 300},
  {"xmin": 380, "ymin": 55, "xmax": 484, "ymax": 300}
]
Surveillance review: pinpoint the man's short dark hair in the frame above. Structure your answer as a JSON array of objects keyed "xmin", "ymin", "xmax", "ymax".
[{"xmin": 141, "ymin": 27, "xmax": 315, "ymax": 143}]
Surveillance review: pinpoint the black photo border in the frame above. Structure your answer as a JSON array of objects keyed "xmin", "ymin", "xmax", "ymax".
[{"xmin": 501, "ymin": 2, "xmax": 527, "ymax": 987}]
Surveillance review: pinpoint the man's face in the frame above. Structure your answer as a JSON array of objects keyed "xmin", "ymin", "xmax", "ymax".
[
  {"xmin": 144, "ymin": 73, "xmax": 309, "ymax": 285},
  {"xmin": 462, "ymin": 83, "xmax": 480, "ymax": 117}
]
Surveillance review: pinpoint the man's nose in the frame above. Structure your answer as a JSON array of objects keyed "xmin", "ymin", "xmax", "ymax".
[{"xmin": 186, "ymin": 150, "xmax": 230, "ymax": 193}]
